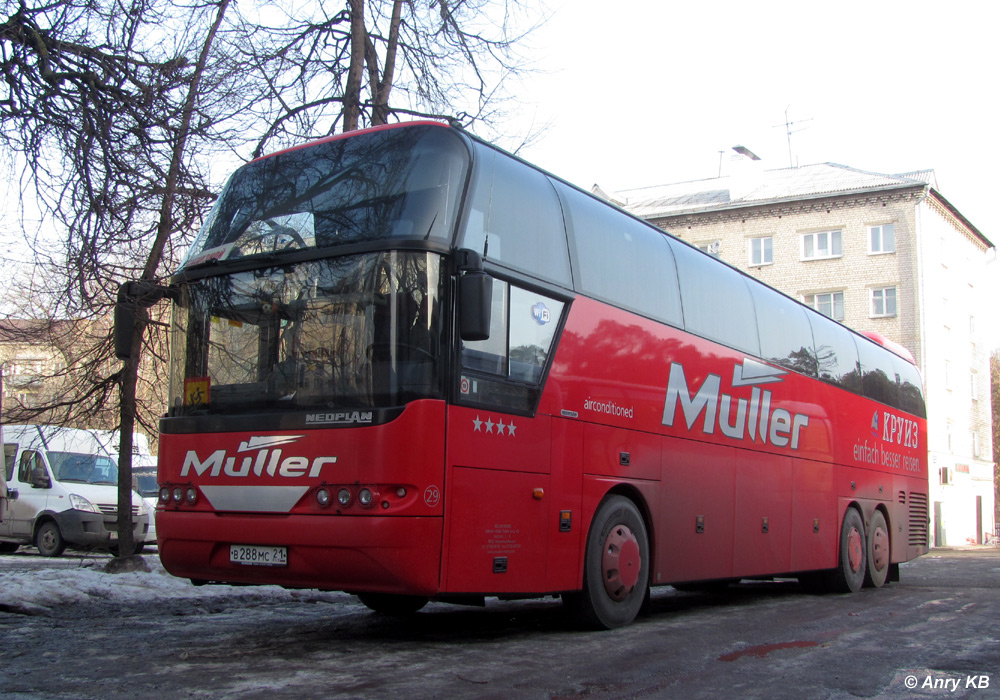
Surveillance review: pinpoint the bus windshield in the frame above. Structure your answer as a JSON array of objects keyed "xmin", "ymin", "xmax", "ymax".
[
  {"xmin": 180, "ymin": 124, "xmax": 469, "ymax": 268},
  {"xmin": 168, "ymin": 251, "xmax": 444, "ymax": 415}
]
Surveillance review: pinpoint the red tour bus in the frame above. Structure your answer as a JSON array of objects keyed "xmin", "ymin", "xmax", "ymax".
[{"xmin": 116, "ymin": 121, "xmax": 928, "ymax": 628}]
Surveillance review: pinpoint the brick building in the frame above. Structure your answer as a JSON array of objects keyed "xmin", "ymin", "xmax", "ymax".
[{"xmin": 607, "ymin": 152, "xmax": 995, "ymax": 546}]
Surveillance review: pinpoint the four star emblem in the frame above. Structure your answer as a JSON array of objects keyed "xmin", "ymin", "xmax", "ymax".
[{"xmin": 472, "ymin": 414, "xmax": 518, "ymax": 437}]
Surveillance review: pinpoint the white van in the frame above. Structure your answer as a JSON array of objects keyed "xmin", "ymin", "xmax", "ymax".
[{"xmin": 0, "ymin": 425, "xmax": 150, "ymax": 556}]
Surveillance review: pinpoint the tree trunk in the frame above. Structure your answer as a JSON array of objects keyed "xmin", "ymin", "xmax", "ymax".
[
  {"xmin": 342, "ymin": 0, "xmax": 366, "ymax": 132},
  {"xmin": 115, "ymin": 0, "xmax": 232, "ymax": 559}
]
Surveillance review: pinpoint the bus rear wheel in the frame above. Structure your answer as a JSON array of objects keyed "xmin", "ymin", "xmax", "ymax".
[
  {"xmin": 864, "ymin": 510, "xmax": 890, "ymax": 588},
  {"xmin": 832, "ymin": 508, "xmax": 866, "ymax": 593},
  {"xmin": 570, "ymin": 495, "xmax": 649, "ymax": 629},
  {"xmin": 356, "ymin": 592, "xmax": 428, "ymax": 616}
]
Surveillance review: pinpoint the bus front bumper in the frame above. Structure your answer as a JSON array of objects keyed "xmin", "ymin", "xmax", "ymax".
[{"xmin": 156, "ymin": 511, "xmax": 443, "ymax": 596}]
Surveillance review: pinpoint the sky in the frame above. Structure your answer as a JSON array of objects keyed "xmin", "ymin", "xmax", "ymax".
[{"xmin": 504, "ymin": 0, "xmax": 1000, "ymax": 243}]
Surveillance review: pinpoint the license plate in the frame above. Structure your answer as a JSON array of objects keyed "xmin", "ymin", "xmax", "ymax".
[{"xmin": 230, "ymin": 544, "xmax": 287, "ymax": 567}]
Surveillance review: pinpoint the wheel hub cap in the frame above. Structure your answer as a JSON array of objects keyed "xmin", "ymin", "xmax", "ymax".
[
  {"xmin": 602, "ymin": 525, "xmax": 641, "ymax": 601},
  {"xmin": 847, "ymin": 527, "xmax": 864, "ymax": 573},
  {"xmin": 871, "ymin": 524, "xmax": 888, "ymax": 572}
]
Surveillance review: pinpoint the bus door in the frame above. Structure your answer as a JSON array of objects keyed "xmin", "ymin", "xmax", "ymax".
[{"xmin": 442, "ymin": 279, "xmax": 569, "ymax": 594}]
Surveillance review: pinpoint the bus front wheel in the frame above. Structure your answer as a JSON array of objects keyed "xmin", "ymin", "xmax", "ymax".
[{"xmin": 570, "ymin": 495, "xmax": 649, "ymax": 629}]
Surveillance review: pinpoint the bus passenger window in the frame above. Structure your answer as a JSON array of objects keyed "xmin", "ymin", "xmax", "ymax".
[
  {"xmin": 459, "ymin": 146, "xmax": 572, "ymax": 287},
  {"xmin": 557, "ymin": 183, "xmax": 682, "ymax": 327},
  {"xmin": 749, "ymin": 282, "xmax": 817, "ymax": 376},
  {"xmin": 893, "ymin": 355, "xmax": 926, "ymax": 418},
  {"xmin": 671, "ymin": 240, "xmax": 760, "ymax": 356},
  {"xmin": 857, "ymin": 337, "xmax": 900, "ymax": 408},
  {"xmin": 808, "ymin": 313, "xmax": 861, "ymax": 393}
]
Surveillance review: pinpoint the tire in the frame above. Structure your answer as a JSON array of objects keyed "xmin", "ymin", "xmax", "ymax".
[
  {"xmin": 571, "ymin": 495, "xmax": 649, "ymax": 629},
  {"xmin": 864, "ymin": 510, "xmax": 890, "ymax": 589},
  {"xmin": 831, "ymin": 508, "xmax": 866, "ymax": 593},
  {"xmin": 357, "ymin": 593, "xmax": 428, "ymax": 616},
  {"xmin": 36, "ymin": 521, "xmax": 66, "ymax": 557}
]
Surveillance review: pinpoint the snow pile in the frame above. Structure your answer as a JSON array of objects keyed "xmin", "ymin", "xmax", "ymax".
[{"xmin": 0, "ymin": 555, "xmax": 333, "ymax": 616}]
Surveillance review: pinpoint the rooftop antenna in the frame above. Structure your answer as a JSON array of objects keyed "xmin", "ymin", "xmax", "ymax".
[{"xmin": 774, "ymin": 105, "xmax": 812, "ymax": 168}]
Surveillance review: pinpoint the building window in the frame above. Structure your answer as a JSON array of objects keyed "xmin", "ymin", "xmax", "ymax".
[
  {"xmin": 801, "ymin": 230, "xmax": 842, "ymax": 260},
  {"xmin": 697, "ymin": 240, "xmax": 721, "ymax": 257},
  {"xmin": 804, "ymin": 291, "xmax": 844, "ymax": 321},
  {"xmin": 748, "ymin": 236, "xmax": 772, "ymax": 266},
  {"xmin": 870, "ymin": 287, "xmax": 897, "ymax": 317},
  {"xmin": 869, "ymin": 223, "xmax": 895, "ymax": 254},
  {"xmin": 972, "ymin": 432, "xmax": 980, "ymax": 459}
]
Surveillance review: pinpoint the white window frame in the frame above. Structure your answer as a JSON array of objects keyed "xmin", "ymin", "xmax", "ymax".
[
  {"xmin": 868, "ymin": 223, "xmax": 896, "ymax": 255},
  {"xmin": 870, "ymin": 287, "xmax": 897, "ymax": 318},
  {"xmin": 800, "ymin": 230, "xmax": 842, "ymax": 261},
  {"xmin": 748, "ymin": 236, "xmax": 772, "ymax": 266},
  {"xmin": 804, "ymin": 291, "xmax": 845, "ymax": 321}
]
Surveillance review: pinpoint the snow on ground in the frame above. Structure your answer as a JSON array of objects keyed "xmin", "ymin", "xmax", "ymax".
[{"xmin": 0, "ymin": 551, "xmax": 344, "ymax": 616}]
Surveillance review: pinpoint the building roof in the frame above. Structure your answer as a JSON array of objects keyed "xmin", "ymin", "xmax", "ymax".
[
  {"xmin": 609, "ymin": 161, "xmax": 993, "ymax": 250},
  {"xmin": 612, "ymin": 163, "xmax": 931, "ymax": 219}
]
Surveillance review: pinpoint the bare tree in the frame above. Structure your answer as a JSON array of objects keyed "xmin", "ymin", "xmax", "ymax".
[{"xmin": 1, "ymin": 0, "xmax": 540, "ymax": 561}]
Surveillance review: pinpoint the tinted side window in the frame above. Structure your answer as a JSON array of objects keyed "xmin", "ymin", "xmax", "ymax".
[
  {"xmin": 460, "ymin": 279, "xmax": 565, "ymax": 413},
  {"xmin": 558, "ymin": 184, "xmax": 682, "ymax": 327},
  {"xmin": 857, "ymin": 337, "xmax": 901, "ymax": 408},
  {"xmin": 893, "ymin": 355, "xmax": 926, "ymax": 418},
  {"xmin": 460, "ymin": 147, "xmax": 572, "ymax": 286},
  {"xmin": 808, "ymin": 313, "xmax": 862, "ymax": 393},
  {"xmin": 672, "ymin": 240, "xmax": 760, "ymax": 356},
  {"xmin": 749, "ymin": 282, "xmax": 818, "ymax": 376}
]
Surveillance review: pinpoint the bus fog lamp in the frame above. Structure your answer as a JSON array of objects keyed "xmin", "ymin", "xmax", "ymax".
[
  {"xmin": 337, "ymin": 489, "xmax": 352, "ymax": 506},
  {"xmin": 396, "ymin": 487, "xmax": 407, "ymax": 498}
]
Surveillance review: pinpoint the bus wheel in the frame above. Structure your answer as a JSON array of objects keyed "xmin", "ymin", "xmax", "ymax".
[
  {"xmin": 573, "ymin": 495, "xmax": 649, "ymax": 629},
  {"xmin": 36, "ymin": 521, "xmax": 66, "ymax": 558},
  {"xmin": 833, "ymin": 508, "xmax": 866, "ymax": 593},
  {"xmin": 864, "ymin": 510, "xmax": 890, "ymax": 588},
  {"xmin": 357, "ymin": 593, "xmax": 428, "ymax": 616}
]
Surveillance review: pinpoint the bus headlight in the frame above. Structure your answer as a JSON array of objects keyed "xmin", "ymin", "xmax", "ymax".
[
  {"xmin": 337, "ymin": 488, "xmax": 352, "ymax": 506},
  {"xmin": 358, "ymin": 488, "xmax": 374, "ymax": 507},
  {"xmin": 316, "ymin": 488, "xmax": 331, "ymax": 507}
]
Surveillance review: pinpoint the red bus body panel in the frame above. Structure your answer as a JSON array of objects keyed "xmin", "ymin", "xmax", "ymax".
[
  {"xmin": 157, "ymin": 401, "xmax": 446, "ymax": 594},
  {"xmin": 158, "ymin": 295, "xmax": 928, "ymax": 596}
]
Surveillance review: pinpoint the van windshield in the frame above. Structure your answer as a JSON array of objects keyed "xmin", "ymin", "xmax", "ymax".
[{"xmin": 48, "ymin": 452, "xmax": 119, "ymax": 485}]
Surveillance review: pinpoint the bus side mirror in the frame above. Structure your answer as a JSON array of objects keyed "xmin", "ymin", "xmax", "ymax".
[
  {"xmin": 459, "ymin": 271, "xmax": 492, "ymax": 342},
  {"xmin": 456, "ymin": 249, "xmax": 492, "ymax": 342}
]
